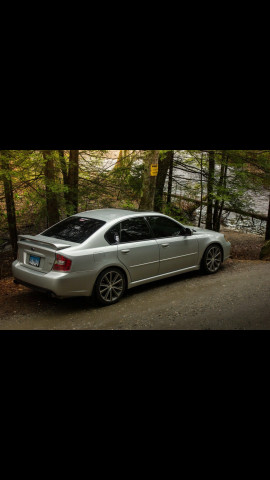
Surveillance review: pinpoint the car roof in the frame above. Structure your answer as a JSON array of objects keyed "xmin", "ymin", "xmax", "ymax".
[{"xmin": 74, "ymin": 208, "xmax": 159, "ymax": 222}]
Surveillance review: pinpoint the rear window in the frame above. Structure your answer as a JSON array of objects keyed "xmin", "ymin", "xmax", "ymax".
[{"xmin": 41, "ymin": 217, "xmax": 106, "ymax": 243}]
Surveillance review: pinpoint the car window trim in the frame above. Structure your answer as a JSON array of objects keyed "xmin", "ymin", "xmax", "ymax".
[
  {"xmin": 105, "ymin": 216, "xmax": 187, "ymax": 244},
  {"xmin": 104, "ymin": 217, "xmax": 154, "ymax": 245},
  {"xmin": 104, "ymin": 221, "xmax": 121, "ymax": 245},
  {"xmin": 119, "ymin": 216, "xmax": 154, "ymax": 244},
  {"xmin": 145, "ymin": 215, "xmax": 186, "ymax": 239},
  {"xmin": 41, "ymin": 216, "xmax": 106, "ymax": 244}
]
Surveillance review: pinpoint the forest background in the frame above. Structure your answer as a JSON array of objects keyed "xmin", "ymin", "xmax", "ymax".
[{"xmin": 1, "ymin": 149, "xmax": 270, "ymax": 270}]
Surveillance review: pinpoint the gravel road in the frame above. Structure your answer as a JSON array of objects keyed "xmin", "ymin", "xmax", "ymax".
[{"xmin": 0, "ymin": 259, "xmax": 269, "ymax": 330}]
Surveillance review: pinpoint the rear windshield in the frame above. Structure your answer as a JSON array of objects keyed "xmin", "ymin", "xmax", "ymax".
[{"xmin": 41, "ymin": 217, "xmax": 106, "ymax": 243}]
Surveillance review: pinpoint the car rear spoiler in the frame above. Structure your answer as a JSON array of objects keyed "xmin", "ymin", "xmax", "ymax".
[{"xmin": 18, "ymin": 235, "xmax": 71, "ymax": 251}]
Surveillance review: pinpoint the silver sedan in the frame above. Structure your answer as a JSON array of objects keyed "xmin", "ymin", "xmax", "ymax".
[{"xmin": 12, "ymin": 208, "xmax": 231, "ymax": 306}]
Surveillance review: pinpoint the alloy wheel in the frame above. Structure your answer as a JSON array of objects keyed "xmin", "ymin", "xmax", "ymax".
[
  {"xmin": 98, "ymin": 270, "xmax": 125, "ymax": 304},
  {"xmin": 205, "ymin": 245, "xmax": 222, "ymax": 273}
]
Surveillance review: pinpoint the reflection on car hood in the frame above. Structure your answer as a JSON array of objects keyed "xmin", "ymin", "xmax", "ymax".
[{"xmin": 186, "ymin": 226, "xmax": 222, "ymax": 236}]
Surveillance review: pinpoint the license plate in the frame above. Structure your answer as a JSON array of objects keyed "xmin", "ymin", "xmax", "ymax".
[{"xmin": 29, "ymin": 255, "xmax": 41, "ymax": 267}]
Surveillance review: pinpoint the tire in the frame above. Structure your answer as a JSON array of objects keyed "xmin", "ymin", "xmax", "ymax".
[
  {"xmin": 94, "ymin": 268, "xmax": 126, "ymax": 306},
  {"xmin": 201, "ymin": 244, "xmax": 223, "ymax": 274}
]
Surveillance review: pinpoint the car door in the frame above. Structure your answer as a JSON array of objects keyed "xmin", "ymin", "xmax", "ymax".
[
  {"xmin": 117, "ymin": 217, "xmax": 159, "ymax": 282},
  {"xmin": 147, "ymin": 216, "xmax": 199, "ymax": 275}
]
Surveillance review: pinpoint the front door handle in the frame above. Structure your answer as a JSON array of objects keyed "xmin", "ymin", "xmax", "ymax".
[
  {"xmin": 121, "ymin": 249, "xmax": 130, "ymax": 254},
  {"xmin": 161, "ymin": 243, "xmax": 169, "ymax": 248}
]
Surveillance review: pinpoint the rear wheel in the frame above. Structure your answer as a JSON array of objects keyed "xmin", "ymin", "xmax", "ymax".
[
  {"xmin": 94, "ymin": 268, "xmax": 126, "ymax": 306},
  {"xmin": 201, "ymin": 244, "xmax": 222, "ymax": 274}
]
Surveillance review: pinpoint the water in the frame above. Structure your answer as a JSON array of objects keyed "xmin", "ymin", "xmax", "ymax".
[
  {"xmin": 170, "ymin": 164, "xmax": 269, "ymax": 236},
  {"xmin": 88, "ymin": 151, "xmax": 269, "ymax": 236},
  {"xmin": 195, "ymin": 206, "xmax": 267, "ymax": 236}
]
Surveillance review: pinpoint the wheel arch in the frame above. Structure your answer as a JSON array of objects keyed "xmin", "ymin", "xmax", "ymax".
[
  {"xmin": 94, "ymin": 264, "xmax": 130, "ymax": 290},
  {"xmin": 201, "ymin": 241, "xmax": 224, "ymax": 268},
  {"xmin": 93, "ymin": 265, "xmax": 129, "ymax": 305}
]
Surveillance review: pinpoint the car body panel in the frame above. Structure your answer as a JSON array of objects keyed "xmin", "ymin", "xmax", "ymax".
[
  {"xmin": 117, "ymin": 240, "xmax": 160, "ymax": 282},
  {"xmin": 188, "ymin": 226, "xmax": 231, "ymax": 262},
  {"xmin": 12, "ymin": 208, "xmax": 231, "ymax": 299},
  {"xmin": 156, "ymin": 235, "xmax": 199, "ymax": 274}
]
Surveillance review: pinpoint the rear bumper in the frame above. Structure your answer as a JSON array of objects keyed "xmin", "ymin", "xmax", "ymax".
[
  {"xmin": 14, "ymin": 278, "xmax": 55, "ymax": 296},
  {"xmin": 12, "ymin": 260, "xmax": 95, "ymax": 297}
]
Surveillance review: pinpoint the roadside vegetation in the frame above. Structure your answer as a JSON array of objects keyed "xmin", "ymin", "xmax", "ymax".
[{"xmin": 1, "ymin": 149, "xmax": 270, "ymax": 281}]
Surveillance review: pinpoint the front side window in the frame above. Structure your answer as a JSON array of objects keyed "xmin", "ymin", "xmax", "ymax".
[
  {"xmin": 147, "ymin": 216, "xmax": 185, "ymax": 238},
  {"xmin": 120, "ymin": 217, "xmax": 152, "ymax": 242},
  {"xmin": 41, "ymin": 217, "xmax": 106, "ymax": 243}
]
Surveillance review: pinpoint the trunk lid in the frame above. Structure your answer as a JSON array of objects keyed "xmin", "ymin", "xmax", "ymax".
[{"xmin": 17, "ymin": 235, "xmax": 77, "ymax": 273}]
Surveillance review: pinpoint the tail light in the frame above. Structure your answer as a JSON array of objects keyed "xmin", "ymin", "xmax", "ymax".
[{"xmin": 53, "ymin": 254, "xmax": 72, "ymax": 272}]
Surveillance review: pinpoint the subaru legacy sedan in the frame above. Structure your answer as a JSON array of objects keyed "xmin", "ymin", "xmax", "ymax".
[{"xmin": 12, "ymin": 208, "xmax": 231, "ymax": 306}]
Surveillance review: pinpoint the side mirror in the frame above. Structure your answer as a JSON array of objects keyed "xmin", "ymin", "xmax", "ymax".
[{"xmin": 184, "ymin": 228, "xmax": 193, "ymax": 236}]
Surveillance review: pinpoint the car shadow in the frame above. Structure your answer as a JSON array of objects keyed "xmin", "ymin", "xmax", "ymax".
[
  {"xmin": 11, "ymin": 264, "xmax": 227, "ymax": 315},
  {"xmin": 124, "ymin": 268, "xmax": 203, "ymax": 300}
]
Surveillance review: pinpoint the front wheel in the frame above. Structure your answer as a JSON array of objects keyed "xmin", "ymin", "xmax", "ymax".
[
  {"xmin": 94, "ymin": 268, "xmax": 126, "ymax": 306},
  {"xmin": 201, "ymin": 244, "xmax": 223, "ymax": 274}
]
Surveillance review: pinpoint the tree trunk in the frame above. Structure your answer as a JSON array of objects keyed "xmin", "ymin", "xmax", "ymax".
[
  {"xmin": 168, "ymin": 192, "xmax": 267, "ymax": 221},
  {"xmin": 167, "ymin": 153, "xmax": 174, "ymax": 205},
  {"xmin": 0, "ymin": 151, "xmax": 18, "ymax": 259},
  {"xmin": 206, "ymin": 150, "xmax": 215, "ymax": 230},
  {"xmin": 216, "ymin": 160, "xmax": 228, "ymax": 231},
  {"xmin": 66, "ymin": 150, "xmax": 79, "ymax": 215},
  {"xmin": 213, "ymin": 151, "xmax": 227, "ymax": 231},
  {"xmin": 265, "ymin": 195, "xmax": 270, "ymax": 241},
  {"xmin": 154, "ymin": 150, "xmax": 174, "ymax": 211},
  {"xmin": 139, "ymin": 150, "xmax": 160, "ymax": 211},
  {"xmin": 59, "ymin": 150, "xmax": 68, "ymax": 185},
  {"xmin": 198, "ymin": 152, "xmax": 204, "ymax": 227},
  {"xmin": 43, "ymin": 150, "xmax": 60, "ymax": 227},
  {"xmin": 58, "ymin": 150, "xmax": 69, "ymax": 207}
]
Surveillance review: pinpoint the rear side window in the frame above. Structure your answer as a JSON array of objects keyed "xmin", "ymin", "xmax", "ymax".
[
  {"xmin": 41, "ymin": 217, "xmax": 106, "ymax": 243},
  {"xmin": 105, "ymin": 223, "xmax": 121, "ymax": 245}
]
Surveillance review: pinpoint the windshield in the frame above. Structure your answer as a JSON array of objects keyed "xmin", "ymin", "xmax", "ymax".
[{"xmin": 41, "ymin": 217, "xmax": 106, "ymax": 243}]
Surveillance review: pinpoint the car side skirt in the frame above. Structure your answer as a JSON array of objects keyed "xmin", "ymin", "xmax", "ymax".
[{"xmin": 127, "ymin": 264, "xmax": 201, "ymax": 289}]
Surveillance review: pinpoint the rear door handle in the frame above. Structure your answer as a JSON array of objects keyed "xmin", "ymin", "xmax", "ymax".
[{"xmin": 121, "ymin": 249, "xmax": 130, "ymax": 254}]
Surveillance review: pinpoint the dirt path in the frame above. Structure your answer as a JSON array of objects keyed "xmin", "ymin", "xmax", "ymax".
[{"xmin": 0, "ymin": 259, "xmax": 270, "ymax": 330}]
